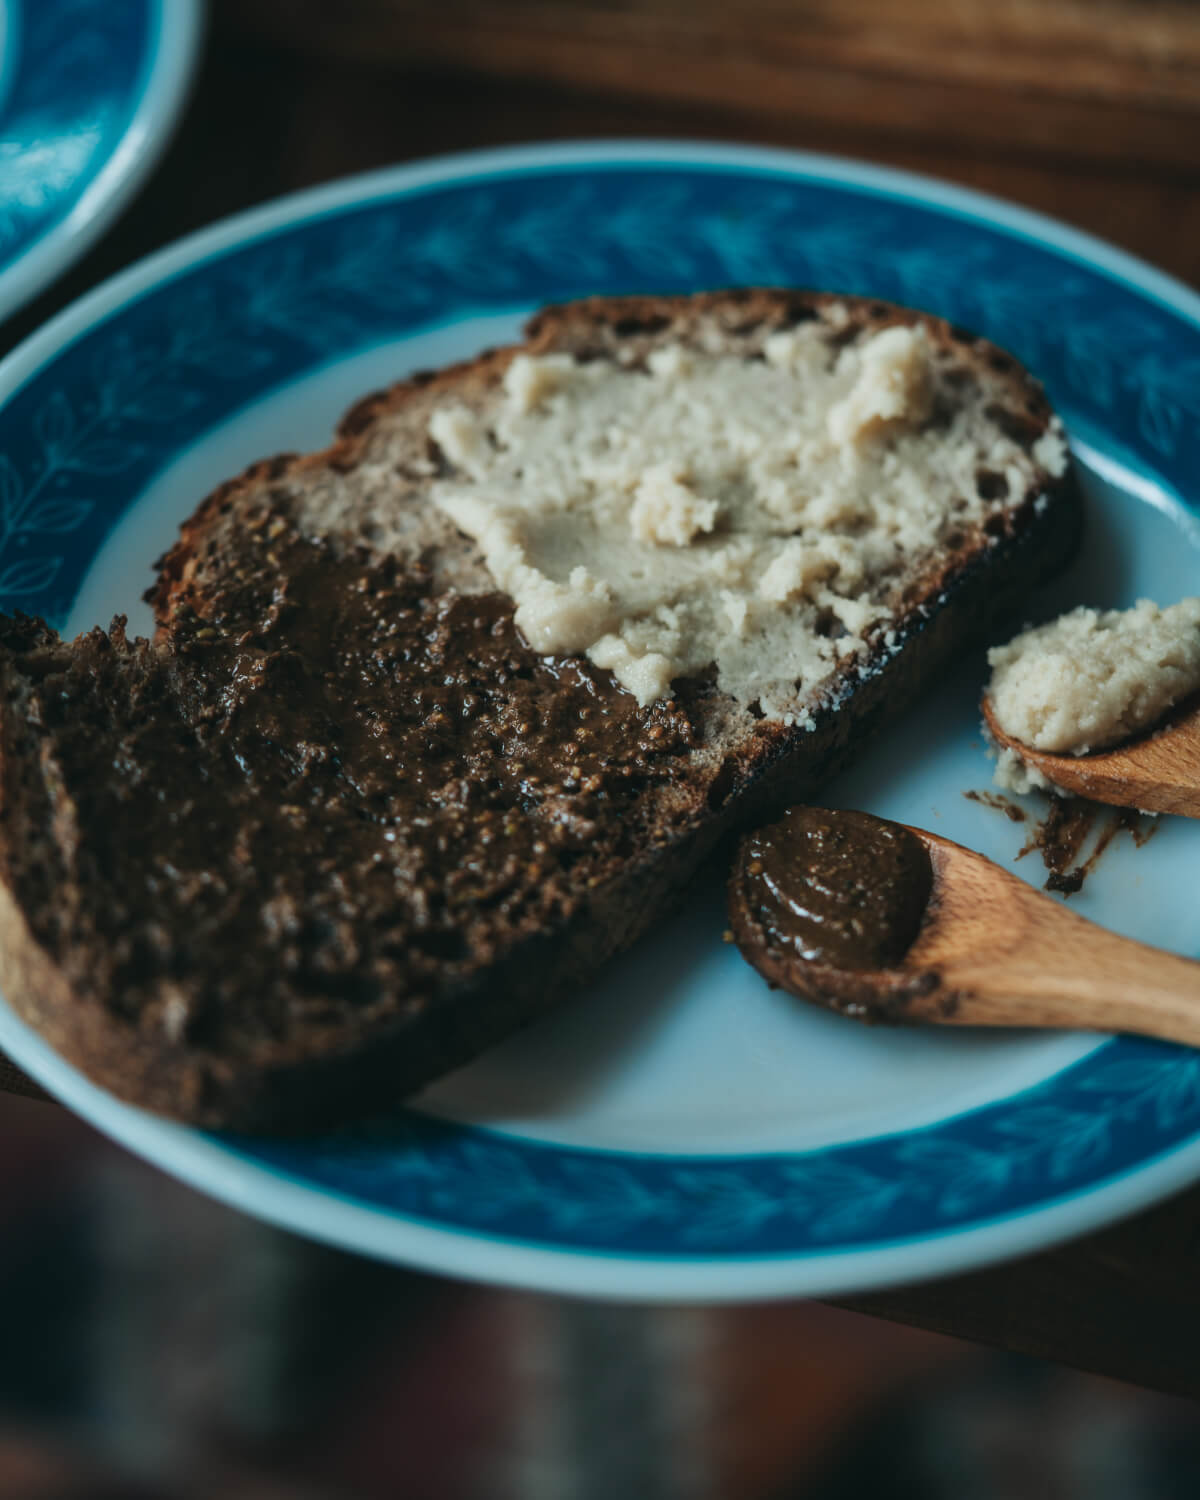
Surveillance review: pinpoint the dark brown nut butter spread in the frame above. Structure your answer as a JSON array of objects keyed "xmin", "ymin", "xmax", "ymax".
[
  {"xmin": 0, "ymin": 521, "xmax": 701, "ymax": 1058},
  {"xmin": 731, "ymin": 807, "xmax": 933, "ymax": 973}
]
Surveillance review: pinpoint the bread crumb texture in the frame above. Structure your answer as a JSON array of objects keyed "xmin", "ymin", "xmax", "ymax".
[
  {"xmin": 429, "ymin": 318, "xmax": 1066, "ymax": 714},
  {"xmin": 988, "ymin": 598, "xmax": 1200, "ymax": 793}
]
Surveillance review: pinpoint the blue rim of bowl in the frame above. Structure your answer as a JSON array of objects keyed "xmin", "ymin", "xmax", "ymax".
[
  {"xmin": 0, "ymin": 142, "xmax": 1197, "ymax": 1296},
  {"xmin": 0, "ymin": 0, "xmax": 202, "ymax": 324}
]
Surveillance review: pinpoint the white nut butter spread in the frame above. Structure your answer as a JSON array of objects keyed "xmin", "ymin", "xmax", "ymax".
[
  {"xmin": 987, "ymin": 598, "xmax": 1200, "ymax": 792},
  {"xmin": 429, "ymin": 317, "xmax": 1067, "ymax": 715}
]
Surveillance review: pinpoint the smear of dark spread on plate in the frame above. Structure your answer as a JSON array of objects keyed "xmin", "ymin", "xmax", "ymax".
[
  {"xmin": 965, "ymin": 789, "xmax": 1158, "ymax": 896},
  {"xmin": 964, "ymin": 789, "xmax": 1026, "ymax": 823}
]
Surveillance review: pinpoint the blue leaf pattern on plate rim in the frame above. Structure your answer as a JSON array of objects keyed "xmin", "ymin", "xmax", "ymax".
[
  {"xmin": 242, "ymin": 1036, "xmax": 1200, "ymax": 1254},
  {"xmin": 1, "ymin": 157, "xmax": 1198, "ymax": 1256}
]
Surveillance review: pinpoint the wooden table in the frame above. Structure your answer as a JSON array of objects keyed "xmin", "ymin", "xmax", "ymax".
[{"xmin": 3, "ymin": 0, "xmax": 1200, "ymax": 1400}]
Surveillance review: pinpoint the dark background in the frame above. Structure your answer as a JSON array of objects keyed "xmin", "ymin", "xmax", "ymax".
[{"xmin": 3, "ymin": 3, "xmax": 1200, "ymax": 1494}]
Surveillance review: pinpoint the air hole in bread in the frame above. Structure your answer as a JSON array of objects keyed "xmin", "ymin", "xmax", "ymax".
[
  {"xmin": 984, "ymin": 403, "xmax": 1040, "ymax": 451},
  {"xmin": 613, "ymin": 314, "xmax": 672, "ymax": 337},
  {"xmin": 411, "ymin": 930, "xmax": 470, "ymax": 962},
  {"xmin": 826, "ymin": 324, "xmax": 860, "ymax": 350},
  {"xmin": 675, "ymin": 664, "xmax": 719, "ymax": 698},
  {"xmin": 976, "ymin": 468, "xmax": 1009, "ymax": 501},
  {"xmin": 814, "ymin": 609, "xmax": 845, "ymax": 640},
  {"xmin": 705, "ymin": 760, "xmax": 738, "ymax": 810},
  {"xmin": 425, "ymin": 437, "xmax": 450, "ymax": 475},
  {"xmin": 925, "ymin": 398, "xmax": 956, "ymax": 433}
]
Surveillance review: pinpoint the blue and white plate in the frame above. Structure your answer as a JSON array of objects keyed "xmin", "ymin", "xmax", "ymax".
[
  {"xmin": 0, "ymin": 0, "xmax": 202, "ymax": 323},
  {"xmin": 0, "ymin": 142, "xmax": 1198, "ymax": 1300}
]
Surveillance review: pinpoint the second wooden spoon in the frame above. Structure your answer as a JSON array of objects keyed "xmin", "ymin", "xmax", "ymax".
[{"xmin": 982, "ymin": 694, "xmax": 1200, "ymax": 817}]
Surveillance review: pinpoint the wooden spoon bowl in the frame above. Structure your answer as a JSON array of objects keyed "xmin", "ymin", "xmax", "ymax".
[{"xmin": 730, "ymin": 812, "xmax": 1200, "ymax": 1045}]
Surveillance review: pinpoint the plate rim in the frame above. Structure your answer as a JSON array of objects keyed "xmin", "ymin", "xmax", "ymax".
[
  {"xmin": 0, "ymin": 0, "xmax": 204, "ymax": 324},
  {"xmin": 1, "ymin": 137, "xmax": 1199, "ymax": 1299},
  {"xmin": 5, "ymin": 136, "xmax": 1200, "ymax": 407},
  {"xmin": 6, "ymin": 994, "xmax": 1200, "ymax": 1302}
]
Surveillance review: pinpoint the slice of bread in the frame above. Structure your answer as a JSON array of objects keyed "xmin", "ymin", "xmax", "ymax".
[{"xmin": 0, "ymin": 291, "xmax": 1080, "ymax": 1131}]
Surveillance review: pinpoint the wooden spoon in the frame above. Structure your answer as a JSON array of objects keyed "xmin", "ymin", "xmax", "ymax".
[
  {"xmin": 982, "ymin": 694, "xmax": 1200, "ymax": 817},
  {"xmin": 729, "ymin": 810, "xmax": 1200, "ymax": 1045}
]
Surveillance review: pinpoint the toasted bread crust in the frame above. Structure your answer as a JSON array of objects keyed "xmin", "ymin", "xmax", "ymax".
[{"xmin": 0, "ymin": 291, "xmax": 1081, "ymax": 1131}]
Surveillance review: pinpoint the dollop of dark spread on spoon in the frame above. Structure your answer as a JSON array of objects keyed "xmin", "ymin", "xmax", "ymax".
[{"xmin": 734, "ymin": 807, "xmax": 933, "ymax": 972}]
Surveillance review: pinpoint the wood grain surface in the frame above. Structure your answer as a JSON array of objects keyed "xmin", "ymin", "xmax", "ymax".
[
  {"xmin": 224, "ymin": 0, "xmax": 1200, "ymax": 166},
  {"xmin": 1, "ymin": 0, "xmax": 1198, "ymax": 1394},
  {"xmin": 837, "ymin": 1186, "xmax": 1200, "ymax": 1399}
]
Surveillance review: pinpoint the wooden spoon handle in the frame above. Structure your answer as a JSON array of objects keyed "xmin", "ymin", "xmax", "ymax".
[{"xmin": 904, "ymin": 835, "xmax": 1200, "ymax": 1045}]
